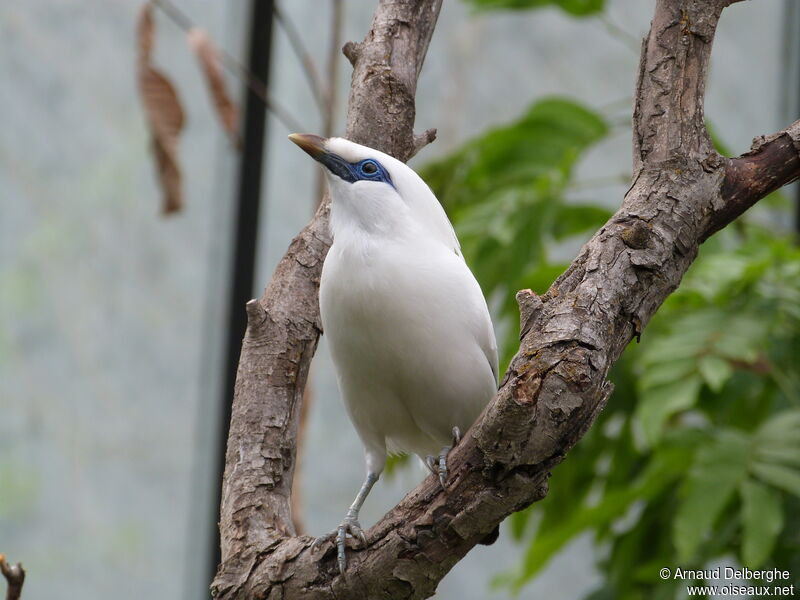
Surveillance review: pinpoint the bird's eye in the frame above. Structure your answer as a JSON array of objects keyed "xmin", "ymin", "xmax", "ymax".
[{"xmin": 360, "ymin": 161, "xmax": 378, "ymax": 175}]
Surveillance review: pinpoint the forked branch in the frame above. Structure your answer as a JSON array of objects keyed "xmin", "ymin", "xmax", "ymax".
[
  {"xmin": 212, "ymin": 1, "xmax": 443, "ymax": 597},
  {"xmin": 213, "ymin": 1, "xmax": 800, "ymax": 599}
]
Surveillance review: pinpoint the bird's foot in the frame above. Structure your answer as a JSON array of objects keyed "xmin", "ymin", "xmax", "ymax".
[
  {"xmin": 425, "ymin": 427, "xmax": 462, "ymax": 489},
  {"xmin": 451, "ymin": 426, "xmax": 461, "ymax": 446},
  {"xmin": 311, "ymin": 515, "xmax": 366, "ymax": 574}
]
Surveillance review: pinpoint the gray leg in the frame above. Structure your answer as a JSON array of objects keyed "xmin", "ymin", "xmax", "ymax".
[
  {"xmin": 425, "ymin": 426, "xmax": 462, "ymax": 489},
  {"xmin": 312, "ymin": 472, "xmax": 379, "ymax": 574}
]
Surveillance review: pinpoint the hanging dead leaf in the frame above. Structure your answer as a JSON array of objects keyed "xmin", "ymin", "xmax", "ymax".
[
  {"xmin": 136, "ymin": 2, "xmax": 186, "ymax": 215},
  {"xmin": 142, "ymin": 70, "xmax": 185, "ymax": 214},
  {"xmin": 137, "ymin": 2, "xmax": 155, "ymax": 64},
  {"xmin": 188, "ymin": 28, "xmax": 241, "ymax": 150}
]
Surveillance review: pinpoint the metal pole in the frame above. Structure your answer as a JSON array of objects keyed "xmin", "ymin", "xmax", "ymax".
[{"xmin": 210, "ymin": 0, "xmax": 275, "ymax": 586}]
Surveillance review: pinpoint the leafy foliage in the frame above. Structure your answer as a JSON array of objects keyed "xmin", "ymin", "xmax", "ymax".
[
  {"xmin": 463, "ymin": 0, "xmax": 605, "ymax": 17},
  {"xmin": 503, "ymin": 226, "xmax": 800, "ymax": 597},
  {"xmin": 422, "ymin": 97, "xmax": 612, "ymax": 367},
  {"xmin": 422, "ymin": 90, "xmax": 800, "ymax": 598}
]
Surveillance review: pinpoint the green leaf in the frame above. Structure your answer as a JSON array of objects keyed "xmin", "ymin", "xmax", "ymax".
[
  {"xmin": 509, "ymin": 505, "xmax": 535, "ymax": 541},
  {"xmin": 518, "ymin": 488, "xmax": 636, "ymax": 583},
  {"xmin": 751, "ymin": 462, "xmax": 800, "ymax": 498},
  {"xmin": 673, "ymin": 430, "xmax": 751, "ymax": 562},
  {"xmin": 753, "ymin": 411, "xmax": 800, "ymax": 468},
  {"xmin": 582, "ymin": 585, "xmax": 617, "ymax": 600},
  {"xmin": 711, "ymin": 315, "xmax": 765, "ymax": 363},
  {"xmin": 551, "ymin": 203, "xmax": 613, "ymax": 239},
  {"xmin": 514, "ymin": 448, "xmax": 682, "ymax": 586},
  {"xmin": 635, "ymin": 375, "xmax": 702, "ymax": 445},
  {"xmin": 521, "ymin": 261, "xmax": 567, "ymax": 295},
  {"xmin": 463, "ymin": 0, "xmax": 605, "ymax": 16},
  {"xmin": 638, "ymin": 358, "xmax": 696, "ymax": 390},
  {"xmin": 698, "ymin": 355, "xmax": 733, "ymax": 393},
  {"xmin": 639, "ymin": 310, "xmax": 766, "ymax": 369},
  {"xmin": 683, "ymin": 254, "xmax": 751, "ymax": 301},
  {"xmin": 638, "ymin": 327, "xmax": 713, "ymax": 367},
  {"xmin": 755, "ymin": 409, "xmax": 800, "ymax": 445},
  {"xmin": 383, "ymin": 453, "xmax": 409, "ymax": 477},
  {"xmin": 740, "ymin": 479, "xmax": 783, "ymax": 567},
  {"xmin": 422, "ymin": 97, "xmax": 610, "ymax": 375},
  {"xmin": 755, "ymin": 446, "xmax": 800, "ymax": 468},
  {"xmin": 424, "ymin": 97, "xmax": 607, "ymax": 212}
]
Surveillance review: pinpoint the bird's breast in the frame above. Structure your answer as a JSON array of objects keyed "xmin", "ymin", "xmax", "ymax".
[
  {"xmin": 320, "ymin": 234, "xmax": 497, "ymax": 454},
  {"xmin": 320, "ymin": 238, "xmax": 412, "ymax": 343},
  {"xmin": 320, "ymin": 234, "xmax": 490, "ymax": 383}
]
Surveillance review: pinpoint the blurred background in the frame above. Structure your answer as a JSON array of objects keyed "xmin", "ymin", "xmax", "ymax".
[{"xmin": 1, "ymin": 1, "xmax": 799, "ymax": 599}]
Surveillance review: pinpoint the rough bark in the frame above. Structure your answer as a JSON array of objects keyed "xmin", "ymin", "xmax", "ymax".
[
  {"xmin": 0, "ymin": 555, "xmax": 25, "ymax": 600},
  {"xmin": 211, "ymin": 1, "xmax": 443, "ymax": 597},
  {"xmin": 213, "ymin": 1, "xmax": 800, "ymax": 599}
]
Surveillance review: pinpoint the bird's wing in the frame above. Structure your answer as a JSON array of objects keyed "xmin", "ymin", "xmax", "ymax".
[
  {"xmin": 417, "ymin": 195, "xmax": 462, "ymax": 255},
  {"xmin": 433, "ymin": 207, "xmax": 462, "ymax": 256},
  {"xmin": 458, "ymin": 256, "xmax": 499, "ymax": 387},
  {"xmin": 396, "ymin": 161, "xmax": 497, "ymax": 380},
  {"xmin": 398, "ymin": 173, "xmax": 462, "ymax": 255},
  {"xmin": 479, "ymin": 303, "xmax": 499, "ymax": 386},
  {"xmin": 426, "ymin": 192, "xmax": 497, "ymax": 383}
]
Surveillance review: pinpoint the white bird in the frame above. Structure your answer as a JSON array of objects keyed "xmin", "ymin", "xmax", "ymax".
[{"xmin": 289, "ymin": 133, "xmax": 498, "ymax": 573}]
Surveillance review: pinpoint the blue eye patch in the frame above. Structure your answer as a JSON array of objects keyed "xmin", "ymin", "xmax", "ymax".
[{"xmin": 318, "ymin": 153, "xmax": 395, "ymax": 189}]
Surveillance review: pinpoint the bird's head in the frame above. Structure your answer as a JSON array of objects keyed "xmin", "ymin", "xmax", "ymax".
[{"xmin": 289, "ymin": 133, "xmax": 445, "ymax": 241}]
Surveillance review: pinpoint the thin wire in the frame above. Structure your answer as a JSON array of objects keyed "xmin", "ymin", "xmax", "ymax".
[
  {"xmin": 313, "ymin": 0, "xmax": 344, "ymax": 205},
  {"xmin": 273, "ymin": 3, "xmax": 327, "ymax": 113},
  {"xmin": 323, "ymin": 0, "xmax": 344, "ymax": 138},
  {"xmin": 151, "ymin": 0, "xmax": 192, "ymax": 29},
  {"xmin": 566, "ymin": 174, "xmax": 631, "ymax": 193},
  {"xmin": 599, "ymin": 14, "xmax": 641, "ymax": 55},
  {"xmin": 598, "ymin": 96, "xmax": 633, "ymax": 115},
  {"xmin": 150, "ymin": 0, "xmax": 306, "ymax": 132},
  {"xmin": 217, "ymin": 52, "xmax": 305, "ymax": 133}
]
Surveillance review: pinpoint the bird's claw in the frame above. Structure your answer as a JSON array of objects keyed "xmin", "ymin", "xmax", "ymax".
[
  {"xmin": 312, "ymin": 516, "xmax": 366, "ymax": 574},
  {"xmin": 425, "ymin": 454, "xmax": 448, "ymax": 488},
  {"xmin": 451, "ymin": 426, "xmax": 461, "ymax": 446},
  {"xmin": 425, "ymin": 427, "xmax": 462, "ymax": 490}
]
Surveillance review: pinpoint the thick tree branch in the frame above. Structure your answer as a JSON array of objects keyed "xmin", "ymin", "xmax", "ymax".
[
  {"xmin": 343, "ymin": 1, "xmax": 441, "ymax": 158},
  {"xmin": 632, "ymin": 0, "xmax": 727, "ymax": 173},
  {"xmin": 707, "ymin": 121, "xmax": 800, "ymax": 238},
  {"xmin": 211, "ymin": 1, "xmax": 442, "ymax": 598},
  {"xmin": 214, "ymin": 0, "xmax": 800, "ymax": 598}
]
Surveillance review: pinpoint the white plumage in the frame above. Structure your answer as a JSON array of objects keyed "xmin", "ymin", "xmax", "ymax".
[{"xmin": 289, "ymin": 134, "xmax": 498, "ymax": 572}]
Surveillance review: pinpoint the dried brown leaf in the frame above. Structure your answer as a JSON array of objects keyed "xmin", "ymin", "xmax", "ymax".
[
  {"xmin": 136, "ymin": 2, "xmax": 186, "ymax": 214},
  {"xmin": 188, "ymin": 28, "xmax": 241, "ymax": 149},
  {"xmin": 137, "ymin": 3, "xmax": 155, "ymax": 64}
]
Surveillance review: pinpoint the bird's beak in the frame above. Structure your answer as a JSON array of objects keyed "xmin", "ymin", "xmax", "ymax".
[
  {"xmin": 288, "ymin": 133, "xmax": 327, "ymax": 161},
  {"xmin": 289, "ymin": 133, "xmax": 357, "ymax": 184}
]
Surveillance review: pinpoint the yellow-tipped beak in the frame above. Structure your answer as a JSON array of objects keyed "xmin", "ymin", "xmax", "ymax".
[{"xmin": 288, "ymin": 133, "xmax": 327, "ymax": 160}]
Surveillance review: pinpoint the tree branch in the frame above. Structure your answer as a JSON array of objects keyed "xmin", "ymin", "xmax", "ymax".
[
  {"xmin": 0, "ymin": 555, "xmax": 25, "ymax": 600},
  {"xmin": 213, "ymin": 0, "xmax": 800, "ymax": 598},
  {"xmin": 343, "ymin": 0, "xmax": 442, "ymax": 158},
  {"xmin": 707, "ymin": 120, "xmax": 800, "ymax": 239},
  {"xmin": 211, "ymin": 1, "xmax": 443, "ymax": 598},
  {"xmin": 632, "ymin": 0, "xmax": 726, "ymax": 172}
]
